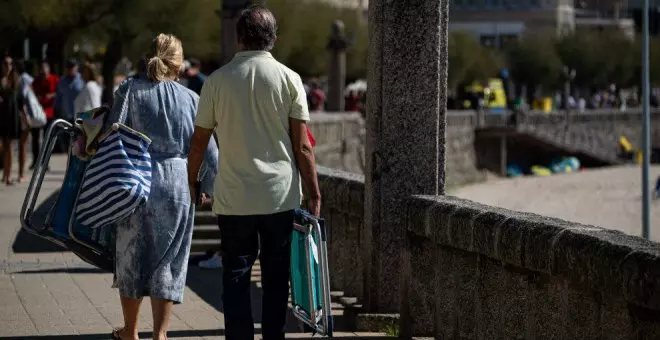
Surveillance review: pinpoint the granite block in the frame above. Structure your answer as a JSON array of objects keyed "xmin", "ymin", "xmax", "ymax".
[
  {"xmin": 600, "ymin": 297, "xmax": 634, "ymax": 340},
  {"xmin": 399, "ymin": 231, "xmax": 413, "ymax": 340},
  {"xmin": 445, "ymin": 204, "xmax": 480, "ymax": 252},
  {"xmin": 519, "ymin": 214, "xmax": 574, "ymax": 274},
  {"xmin": 329, "ymin": 209, "xmax": 348, "ymax": 290},
  {"xmin": 471, "ymin": 207, "xmax": 511, "ymax": 259},
  {"xmin": 364, "ymin": 0, "xmax": 446, "ymax": 313},
  {"xmin": 433, "ymin": 246, "xmax": 458, "ymax": 339},
  {"xmin": 630, "ymin": 305, "xmax": 660, "ymax": 340},
  {"xmin": 496, "ymin": 217, "xmax": 527, "ymax": 269},
  {"xmin": 565, "ymin": 285, "xmax": 601, "ymax": 340},
  {"xmin": 321, "ymin": 175, "xmax": 338, "ymax": 209},
  {"xmin": 348, "ymin": 180, "xmax": 365, "ymax": 218},
  {"xmin": 620, "ymin": 248, "xmax": 660, "ymax": 309},
  {"xmin": 405, "ymin": 196, "xmax": 440, "ymax": 238},
  {"xmin": 336, "ymin": 180, "xmax": 352, "ymax": 213},
  {"xmin": 451, "ymin": 250, "xmax": 478, "ymax": 339},
  {"xmin": 476, "ymin": 256, "xmax": 528, "ymax": 340},
  {"xmin": 552, "ymin": 227, "xmax": 648, "ymax": 297},
  {"xmin": 400, "ymin": 233, "xmax": 437, "ymax": 337},
  {"xmin": 527, "ymin": 276, "xmax": 566, "ymax": 340},
  {"xmin": 344, "ymin": 216, "xmax": 364, "ymax": 299},
  {"xmin": 427, "ymin": 198, "xmax": 459, "ymax": 246}
]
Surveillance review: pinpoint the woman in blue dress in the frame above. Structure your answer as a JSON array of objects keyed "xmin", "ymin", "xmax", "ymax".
[{"xmin": 109, "ymin": 34, "xmax": 217, "ymax": 340}]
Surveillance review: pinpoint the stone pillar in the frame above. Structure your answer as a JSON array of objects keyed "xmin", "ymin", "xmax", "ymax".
[
  {"xmin": 363, "ymin": 0, "xmax": 448, "ymax": 313},
  {"xmin": 216, "ymin": 0, "xmax": 252, "ymax": 66},
  {"xmin": 327, "ymin": 20, "xmax": 349, "ymax": 112}
]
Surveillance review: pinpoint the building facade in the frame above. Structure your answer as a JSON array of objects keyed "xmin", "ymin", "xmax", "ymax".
[{"xmin": 449, "ymin": 0, "xmax": 575, "ymax": 46}]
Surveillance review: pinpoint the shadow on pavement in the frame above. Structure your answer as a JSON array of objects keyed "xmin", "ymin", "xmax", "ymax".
[
  {"xmin": 185, "ymin": 266, "xmax": 306, "ymax": 334},
  {"xmin": 0, "ymin": 328, "xmax": 226, "ymax": 339},
  {"xmin": 12, "ymin": 190, "xmax": 67, "ymax": 253},
  {"xmin": 14, "ymin": 267, "xmax": 103, "ymax": 274}
]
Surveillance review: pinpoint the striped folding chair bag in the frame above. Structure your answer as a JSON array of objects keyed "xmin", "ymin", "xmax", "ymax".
[{"xmin": 75, "ymin": 123, "xmax": 152, "ymax": 229}]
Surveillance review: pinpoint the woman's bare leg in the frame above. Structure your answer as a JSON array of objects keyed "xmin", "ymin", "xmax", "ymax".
[
  {"xmin": 118, "ymin": 295, "xmax": 142, "ymax": 340},
  {"xmin": 2, "ymin": 138, "xmax": 12, "ymax": 184},
  {"xmin": 18, "ymin": 130, "xmax": 28, "ymax": 181},
  {"xmin": 151, "ymin": 298, "xmax": 173, "ymax": 340}
]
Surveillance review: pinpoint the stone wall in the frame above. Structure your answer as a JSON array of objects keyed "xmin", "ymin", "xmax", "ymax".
[
  {"xmin": 317, "ymin": 166, "xmax": 366, "ymax": 300},
  {"xmin": 308, "ymin": 112, "xmax": 365, "ymax": 174},
  {"xmin": 311, "ymin": 112, "xmax": 487, "ymax": 188},
  {"xmin": 318, "ymin": 165, "xmax": 660, "ymax": 337},
  {"xmin": 494, "ymin": 109, "xmax": 660, "ymax": 164},
  {"xmin": 445, "ymin": 112, "xmax": 487, "ymax": 187},
  {"xmin": 312, "ymin": 109, "xmax": 660, "ymax": 188},
  {"xmin": 400, "ymin": 195, "xmax": 660, "ymax": 339}
]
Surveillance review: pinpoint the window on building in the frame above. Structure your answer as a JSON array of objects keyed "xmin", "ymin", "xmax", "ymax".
[
  {"xmin": 499, "ymin": 34, "xmax": 519, "ymax": 48},
  {"xmin": 480, "ymin": 35, "xmax": 497, "ymax": 47}
]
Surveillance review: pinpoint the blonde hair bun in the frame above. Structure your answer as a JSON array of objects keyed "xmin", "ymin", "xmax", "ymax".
[{"xmin": 146, "ymin": 34, "xmax": 184, "ymax": 82}]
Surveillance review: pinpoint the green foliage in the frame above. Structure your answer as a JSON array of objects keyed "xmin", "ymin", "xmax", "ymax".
[
  {"xmin": 448, "ymin": 31, "xmax": 501, "ymax": 90},
  {"xmin": 269, "ymin": 0, "xmax": 368, "ymax": 79},
  {"xmin": 382, "ymin": 322, "xmax": 400, "ymax": 337},
  {"xmin": 505, "ymin": 34, "xmax": 563, "ymax": 91},
  {"xmin": 2, "ymin": 0, "xmax": 368, "ymax": 79},
  {"xmin": 556, "ymin": 30, "xmax": 637, "ymax": 89}
]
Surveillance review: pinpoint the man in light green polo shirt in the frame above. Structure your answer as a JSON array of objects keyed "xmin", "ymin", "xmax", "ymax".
[{"xmin": 187, "ymin": 6, "xmax": 320, "ymax": 340}]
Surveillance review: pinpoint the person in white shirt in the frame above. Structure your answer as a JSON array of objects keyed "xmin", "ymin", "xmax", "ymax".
[{"xmin": 74, "ymin": 62, "xmax": 102, "ymax": 113}]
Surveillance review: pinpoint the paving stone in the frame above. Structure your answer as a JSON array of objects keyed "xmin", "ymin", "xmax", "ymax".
[{"xmin": 0, "ymin": 154, "xmax": 369, "ymax": 339}]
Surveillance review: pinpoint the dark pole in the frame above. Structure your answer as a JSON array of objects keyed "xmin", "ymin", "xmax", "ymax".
[
  {"xmin": 642, "ymin": 0, "xmax": 651, "ymax": 239},
  {"xmin": 216, "ymin": 0, "xmax": 252, "ymax": 67}
]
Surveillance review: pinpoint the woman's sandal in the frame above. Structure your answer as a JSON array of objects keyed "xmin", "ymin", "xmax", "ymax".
[{"xmin": 111, "ymin": 328, "xmax": 134, "ymax": 340}]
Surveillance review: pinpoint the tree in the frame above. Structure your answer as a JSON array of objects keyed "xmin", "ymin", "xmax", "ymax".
[
  {"xmin": 269, "ymin": 0, "xmax": 367, "ymax": 79},
  {"xmin": 556, "ymin": 30, "xmax": 636, "ymax": 90},
  {"xmin": 448, "ymin": 31, "xmax": 500, "ymax": 91},
  {"xmin": 505, "ymin": 35, "xmax": 563, "ymax": 100},
  {"xmin": 0, "ymin": 0, "xmax": 117, "ymax": 68}
]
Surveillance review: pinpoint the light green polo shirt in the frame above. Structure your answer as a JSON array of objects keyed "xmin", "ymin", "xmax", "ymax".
[{"xmin": 195, "ymin": 50, "xmax": 310, "ymax": 216}]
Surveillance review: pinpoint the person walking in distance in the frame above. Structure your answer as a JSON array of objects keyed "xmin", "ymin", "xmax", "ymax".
[
  {"xmin": 54, "ymin": 59, "xmax": 83, "ymax": 152},
  {"xmin": 187, "ymin": 6, "xmax": 321, "ymax": 339},
  {"xmin": 54, "ymin": 59, "xmax": 84, "ymax": 122},
  {"xmin": 185, "ymin": 58, "xmax": 207, "ymax": 96},
  {"xmin": 0, "ymin": 56, "xmax": 29, "ymax": 185},
  {"xmin": 31, "ymin": 61, "xmax": 59, "ymax": 168}
]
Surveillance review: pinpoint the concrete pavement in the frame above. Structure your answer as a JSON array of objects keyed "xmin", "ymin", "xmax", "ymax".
[
  {"xmin": 453, "ymin": 165, "xmax": 660, "ymax": 242},
  {"xmin": 0, "ymin": 154, "xmax": 388, "ymax": 339}
]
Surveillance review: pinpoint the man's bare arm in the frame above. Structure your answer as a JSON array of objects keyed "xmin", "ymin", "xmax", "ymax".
[
  {"xmin": 187, "ymin": 126, "xmax": 214, "ymax": 201},
  {"xmin": 290, "ymin": 118, "xmax": 321, "ymax": 215}
]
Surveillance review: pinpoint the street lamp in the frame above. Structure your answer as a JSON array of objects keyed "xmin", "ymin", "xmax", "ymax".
[
  {"xmin": 562, "ymin": 66, "xmax": 576, "ymax": 129},
  {"xmin": 562, "ymin": 66, "xmax": 576, "ymax": 110},
  {"xmin": 642, "ymin": 0, "xmax": 652, "ymax": 239}
]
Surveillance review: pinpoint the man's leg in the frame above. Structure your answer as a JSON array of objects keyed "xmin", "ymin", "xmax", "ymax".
[
  {"xmin": 257, "ymin": 210, "xmax": 295, "ymax": 340},
  {"xmin": 219, "ymin": 214, "xmax": 259, "ymax": 340}
]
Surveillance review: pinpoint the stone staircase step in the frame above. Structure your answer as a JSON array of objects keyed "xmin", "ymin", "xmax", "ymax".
[
  {"xmin": 191, "ymin": 238, "xmax": 220, "ymax": 253},
  {"xmin": 194, "ymin": 210, "xmax": 216, "ymax": 225},
  {"xmin": 192, "ymin": 224, "xmax": 220, "ymax": 240}
]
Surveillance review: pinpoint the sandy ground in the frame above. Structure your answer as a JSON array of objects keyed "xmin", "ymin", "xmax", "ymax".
[{"xmin": 452, "ymin": 165, "xmax": 660, "ymax": 242}]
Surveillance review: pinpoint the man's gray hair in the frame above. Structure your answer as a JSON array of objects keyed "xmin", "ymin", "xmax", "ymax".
[{"xmin": 236, "ymin": 6, "xmax": 278, "ymax": 51}]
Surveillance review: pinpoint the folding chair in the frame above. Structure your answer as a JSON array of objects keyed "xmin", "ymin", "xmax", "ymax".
[
  {"xmin": 290, "ymin": 209, "xmax": 333, "ymax": 337},
  {"xmin": 21, "ymin": 119, "xmax": 115, "ymax": 272}
]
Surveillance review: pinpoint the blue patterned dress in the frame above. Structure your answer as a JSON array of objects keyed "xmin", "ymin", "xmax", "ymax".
[{"xmin": 108, "ymin": 78, "xmax": 217, "ymax": 303}]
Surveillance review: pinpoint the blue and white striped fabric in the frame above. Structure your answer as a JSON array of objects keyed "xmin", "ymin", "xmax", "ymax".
[{"xmin": 75, "ymin": 123, "xmax": 152, "ymax": 229}]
